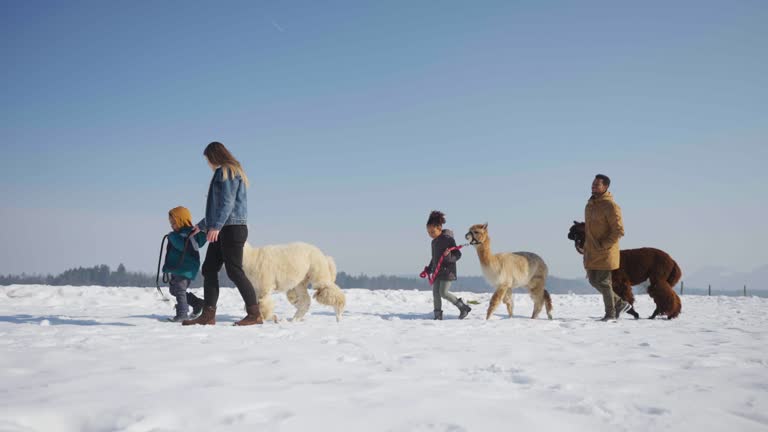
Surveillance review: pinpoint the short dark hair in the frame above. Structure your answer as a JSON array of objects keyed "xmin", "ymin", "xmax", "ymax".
[
  {"xmin": 426, "ymin": 210, "xmax": 446, "ymax": 227},
  {"xmin": 595, "ymin": 174, "xmax": 611, "ymax": 188}
]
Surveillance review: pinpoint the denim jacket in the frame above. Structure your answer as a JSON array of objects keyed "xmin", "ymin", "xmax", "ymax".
[{"xmin": 197, "ymin": 167, "xmax": 248, "ymax": 231}]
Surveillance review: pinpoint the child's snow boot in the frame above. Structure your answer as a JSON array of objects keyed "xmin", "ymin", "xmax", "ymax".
[
  {"xmin": 456, "ymin": 298, "xmax": 472, "ymax": 320},
  {"xmin": 434, "ymin": 310, "xmax": 443, "ymax": 320},
  {"xmin": 167, "ymin": 304, "xmax": 189, "ymax": 322}
]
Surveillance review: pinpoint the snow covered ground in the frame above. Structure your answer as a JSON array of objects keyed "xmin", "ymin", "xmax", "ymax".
[{"xmin": 1, "ymin": 285, "xmax": 766, "ymax": 432}]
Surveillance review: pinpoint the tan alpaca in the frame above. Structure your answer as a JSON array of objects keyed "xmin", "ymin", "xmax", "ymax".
[{"xmin": 465, "ymin": 224, "xmax": 553, "ymax": 320}]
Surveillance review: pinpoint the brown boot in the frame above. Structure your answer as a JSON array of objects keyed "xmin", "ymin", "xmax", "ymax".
[
  {"xmin": 234, "ymin": 304, "xmax": 263, "ymax": 326},
  {"xmin": 182, "ymin": 305, "xmax": 216, "ymax": 326}
]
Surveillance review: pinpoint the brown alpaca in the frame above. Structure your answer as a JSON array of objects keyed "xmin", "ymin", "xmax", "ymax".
[
  {"xmin": 568, "ymin": 221, "xmax": 682, "ymax": 319},
  {"xmin": 466, "ymin": 224, "xmax": 553, "ymax": 320}
]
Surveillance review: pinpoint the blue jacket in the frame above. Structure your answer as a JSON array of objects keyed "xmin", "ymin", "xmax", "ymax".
[
  {"xmin": 198, "ymin": 167, "xmax": 248, "ymax": 231},
  {"xmin": 162, "ymin": 227, "xmax": 207, "ymax": 280}
]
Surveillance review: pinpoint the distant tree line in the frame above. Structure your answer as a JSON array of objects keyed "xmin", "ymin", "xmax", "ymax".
[
  {"xmin": 3, "ymin": 265, "xmax": 765, "ymax": 297},
  {"xmin": 0, "ymin": 264, "xmax": 595, "ymax": 294},
  {"xmin": 0, "ymin": 264, "xmax": 234, "ymax": 288},
  {"xmin": 1, "ymin": 264, "xmax": 593, "ymax": 293}
]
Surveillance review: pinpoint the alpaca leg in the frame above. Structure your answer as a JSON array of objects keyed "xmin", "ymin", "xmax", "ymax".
[
  {"xmin": 503, "ymin": 287, "xmax": 514, "ymax": 318},
  {"xmin": 257, "ymin": 281, "xmax": 277, "ymax": 323},
  {"xmin": 613, "ymin": 281, "xmax": 634, "ymax": 304},
  {"xmin": 528, "ymin": 277, "xmax": 547, "ymax": 319},
  {"xmin": 615, "ymin": 281, "xmax": 639, "ymax": 319},
  {"xmin": 530, "ymin": 293, "xmax": 548, "ymax": 319},
  {"xmin": 259, "ymin": 293, "xmax": 277, "ymax": 323},
  {"xmin": 623, "ymin": 284, "xmax": 636, "ymax": 305},
  {"xmin": 649, "ymin": 279, "xmax": 679, "ymax": 320},
  {"xmin": 486, "ymin": 286, "xmax": 509, "ymax": 320},
  {"xmin": 646, "ymin": 282, "xmax": 662, "ymax": 319},
  {"xmin": 530, "ymin": 294, "xmax": 543, "ymax": 319},
  {"xmin": 290, "ymin": 281, "xmax": 312, "ymax": 321},
  {"xmin": 286, "ymin": 287, "xmax": 299, "ymax": 307},
  {"xmin": 544, "ymin": 290, "xmax": 553, "ymax": 320},
  {"xmin": 668, "ymin": 290, "xmax": 682, "ymax": 319}
]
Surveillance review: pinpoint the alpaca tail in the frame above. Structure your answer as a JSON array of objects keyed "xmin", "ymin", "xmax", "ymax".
[
  {"xmin": 313, "ymin": 283, "xmax": 346, "ymax": 322},
  {"xmin": 667, "ymin": 260, "xmax": 682, "ymax": 288},
  {"xmin": 326, "ymin": 255, "xmax": 337, "ymax": 283}
]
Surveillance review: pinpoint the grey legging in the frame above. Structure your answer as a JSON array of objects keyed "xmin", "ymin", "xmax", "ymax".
[{"xmin": 433, "ymin": 280, "xmax": 459, "ymax": 311}]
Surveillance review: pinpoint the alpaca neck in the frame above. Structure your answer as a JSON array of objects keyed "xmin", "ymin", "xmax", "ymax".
[{"xmin": 476, "ymin": 238, "xmax": 496, "ymax": 267}]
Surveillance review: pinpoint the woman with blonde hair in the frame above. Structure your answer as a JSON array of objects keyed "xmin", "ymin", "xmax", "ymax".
[{"xmin": 182, "ymin": 142, "xmax": 262, "ymax": 326}]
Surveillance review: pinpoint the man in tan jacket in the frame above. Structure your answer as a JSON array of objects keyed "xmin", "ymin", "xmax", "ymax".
[{"xmin": 584, "ymin": 174, "xmax": 630, "ymax": 321}]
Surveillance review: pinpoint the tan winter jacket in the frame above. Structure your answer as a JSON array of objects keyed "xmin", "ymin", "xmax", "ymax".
[{"xmin": 584, "ymin": 191, "xmax": 624, "ymax": 270}]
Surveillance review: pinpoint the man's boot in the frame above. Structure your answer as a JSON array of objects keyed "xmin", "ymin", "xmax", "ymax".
[
  {"xmin": 182, "ymin": 305, "xmax": 216, "ymax": 326},
  {"xmin": 456, "ymin": 298, "xmax": 472, "ymax": 320},
  {"xmin": 234, "ymin": 304, "xmax": 263, "ymax": 326},
  {"xmin": 433, "ymin": 310, "xmax": 443, "ymax": 320}
]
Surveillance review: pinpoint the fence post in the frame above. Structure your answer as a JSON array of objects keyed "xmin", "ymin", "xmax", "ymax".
[
  {"xmin": 708, "ymin": 284, "xmax": 711, "ymax": 296},
  {"xmin": 744, "ymin": 285, "xmax": 747, "ymax": 297},
  {"xmin": 680, "ymin": 281, "xmax": 684, "ymax": 295}
]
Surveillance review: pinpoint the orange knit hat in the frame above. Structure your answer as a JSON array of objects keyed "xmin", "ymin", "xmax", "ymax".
[{"xmin": 169, "ymin": 206, "xmax": 193, "ymax": 229}]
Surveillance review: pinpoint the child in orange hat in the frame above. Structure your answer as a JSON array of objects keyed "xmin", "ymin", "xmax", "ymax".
[{"xmin": 163, "ymin": 206, "xmax": 207, "ymax": 322}]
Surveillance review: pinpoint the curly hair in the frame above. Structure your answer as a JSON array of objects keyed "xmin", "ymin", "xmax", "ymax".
[{"xmin": 426, "ymin": 210, "xmax": 446, "ymax": 227}]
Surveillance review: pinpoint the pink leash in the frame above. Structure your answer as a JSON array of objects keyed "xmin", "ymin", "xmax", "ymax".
[{"xmin": 419, "ymin": 244, "xmax": 468, "ymax": 286}]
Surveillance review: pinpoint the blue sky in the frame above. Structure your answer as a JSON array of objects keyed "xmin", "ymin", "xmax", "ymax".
[{"xmin": 1, "ymin": 0, "xmax": 766, "ymax": 281}]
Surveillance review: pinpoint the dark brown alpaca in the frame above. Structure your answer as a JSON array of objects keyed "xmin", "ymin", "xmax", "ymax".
[{"xmin": 568, "ymin": 221, "xmax": 682, "ymax": 319}]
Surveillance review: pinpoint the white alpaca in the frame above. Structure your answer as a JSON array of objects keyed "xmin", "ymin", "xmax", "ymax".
[
  {"xmin": 242, "ymin": 242, "xmax": 346, "ymax": 322},
  {"xmin": 465, "ymin": 223, "xmax": 553, "ymax": 320}
]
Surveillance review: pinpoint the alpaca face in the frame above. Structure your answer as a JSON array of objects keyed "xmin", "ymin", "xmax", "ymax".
[
  {"xmin": 567, "ymin": 221, "xmax": 586, "ymax": 253},
  {"xmin": 465, "ymin": 223, "xmax": 489, "ymax": 246}
]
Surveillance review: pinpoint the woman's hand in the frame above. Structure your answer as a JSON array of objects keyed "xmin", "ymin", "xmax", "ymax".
[
  {"xmin": 207, "ymin": 229, "xmax": 220, "ymax": 243},
  {"xmin": 443, "ymin": 249, "xmax": 452, "ymax": 257}
]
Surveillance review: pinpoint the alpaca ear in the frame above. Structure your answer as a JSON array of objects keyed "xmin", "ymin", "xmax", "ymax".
[
  {"xmin": 573, "ymin": 220, "xmax": 578, "ymax": 225},
  {"xmin": 482, "ymin": 223, "xmax": 488, "ymax": 229}
]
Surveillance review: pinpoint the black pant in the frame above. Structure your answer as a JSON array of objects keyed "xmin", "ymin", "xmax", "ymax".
[{"xmin": 201, "ymin": 225, "xmax": 258, "ymax": 307}]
